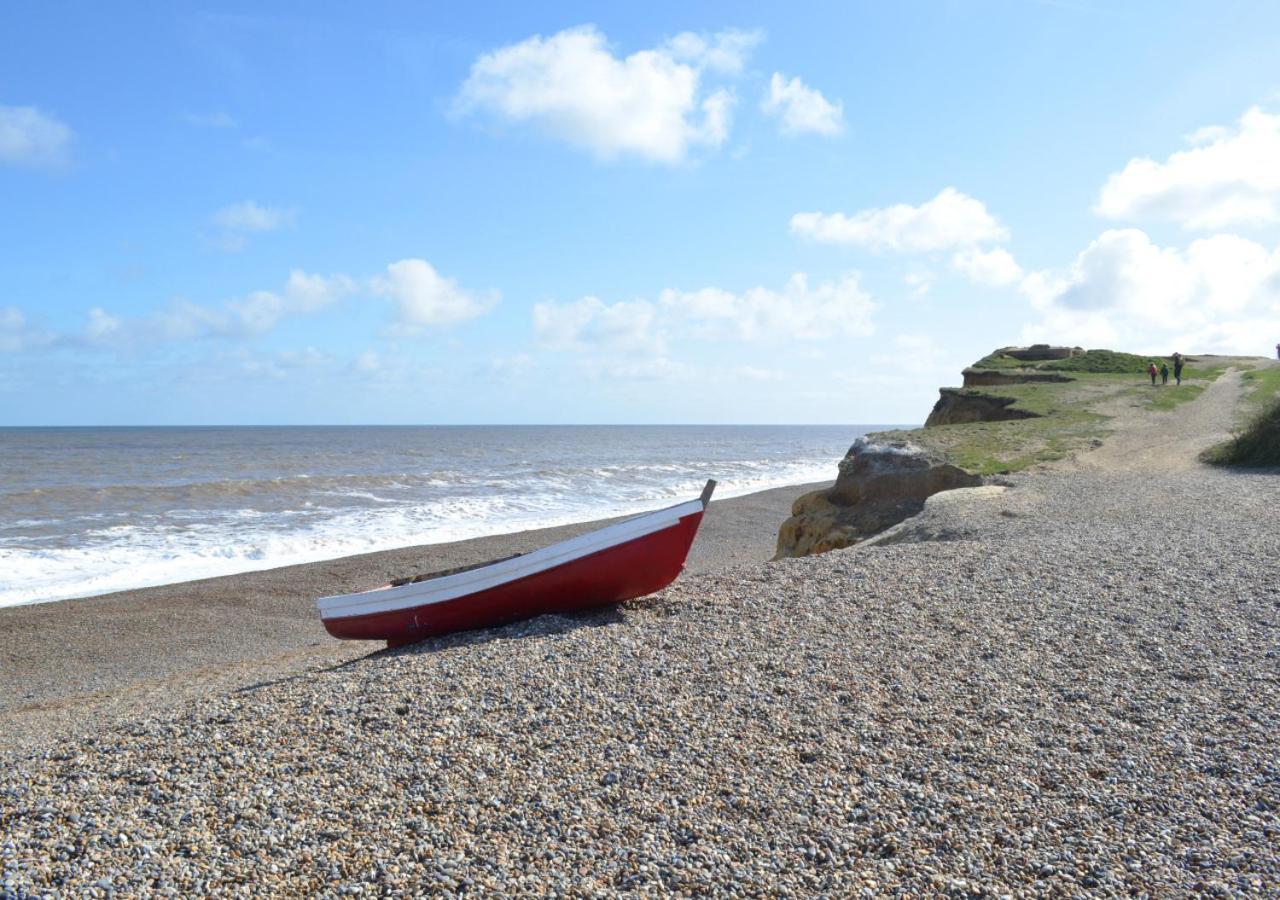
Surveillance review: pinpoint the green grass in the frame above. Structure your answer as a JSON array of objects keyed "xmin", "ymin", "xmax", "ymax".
[
  {"xmin": 889, "ymin": 372, "xmax": 1127, "ymax": 474},
  {"xmin": 1238, "ymin": 364, "xmax": 1280, "ymax": 410},
  {"xmin": 1138, "ymin": 361, "xmax": 1225, "ymax": 410},
  {"xmin": 873, "ymin": 408, "xmax": 1108, "ymax": 476},
  {"xmin": 971, "ymin": 347, "xmax": 1163, "ymax": 375},
  {"xmin": 1041, "ymin": 349, "xmax": 1151, "ymax": 374},
  {"xmin": 1181, "ymin": 360, "xmax": 1229, "ymax": 381},
  {"xmin": 1147, "ymin": 383, "xmax": 1206, "ymax": 411},
  {"xmin": 970, "ymin": 347, "xmax": 1221, "ymax": 382},
  {"xmin": 973, "ymin": 379, "xmax": 1099, "ymax": 416},
  {"xmin": 1115, "ymin": 358, "xmax": 1227, "ymax": 411}
]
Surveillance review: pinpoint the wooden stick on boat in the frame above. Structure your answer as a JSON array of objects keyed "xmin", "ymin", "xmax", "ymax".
[{"xmin": 700, "ymin": 479, "xmax": 718, "ymax": 507}]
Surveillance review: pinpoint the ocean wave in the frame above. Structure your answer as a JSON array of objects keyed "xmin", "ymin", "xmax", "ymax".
[
  {"xmin": 0, "ymin": 470, "xmax": 469, "ymax": 509},
  {"xmin": 0, "ymin": 457, "xmax": 839, "ymax": 608},
  {"xmin": 0, "ymin": 518, "xmax": 62, "ymax": 530}
]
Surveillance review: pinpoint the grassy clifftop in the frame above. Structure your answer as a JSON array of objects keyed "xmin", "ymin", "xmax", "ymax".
[
  {"xmin": 871, "ymin": 347, "xmax": 1229, "ymax": 476},
  {"xmin": 970, "ymin": 347, "xmax": 1150, "ymax": 374}
]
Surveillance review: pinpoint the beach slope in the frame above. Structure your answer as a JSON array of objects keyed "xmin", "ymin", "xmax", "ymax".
[
  {"xmin": 0, "ymin": 481, "xmax": 825, "ymax": 751},
  {"xmin": 3, "ymin": 365, "xmax": 1279, "ymax": 894}
]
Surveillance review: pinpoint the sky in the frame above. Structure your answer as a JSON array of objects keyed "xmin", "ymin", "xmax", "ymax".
[{"xmin": 3, "ymin": 0, "xmax": 1280, "ymax": 425}]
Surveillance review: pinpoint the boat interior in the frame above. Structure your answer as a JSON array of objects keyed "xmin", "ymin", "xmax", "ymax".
[{"xmin": 388, "ymin": 552, "xmax": 526, "ymax": 587}]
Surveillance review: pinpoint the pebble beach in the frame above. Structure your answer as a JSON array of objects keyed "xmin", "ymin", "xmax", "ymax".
[{"xmin": 3, "ymin": 375, "xmax": 1278, "ymax": 896}]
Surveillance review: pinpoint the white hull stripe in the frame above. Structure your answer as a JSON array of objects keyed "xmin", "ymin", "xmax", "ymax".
[{"xmin": 317, "ymin": 498, "xmax": 704, "ymax": 621}]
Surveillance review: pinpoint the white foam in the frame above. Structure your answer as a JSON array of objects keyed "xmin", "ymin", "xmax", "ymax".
[{"xmin": 0, "ymin": 457, "xmax": 838, "ymax": 608}]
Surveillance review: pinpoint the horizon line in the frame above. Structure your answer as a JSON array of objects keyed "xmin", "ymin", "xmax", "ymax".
[{"xmin": 0, "ymin": 422, "xmax": 917, "ymax": 429}]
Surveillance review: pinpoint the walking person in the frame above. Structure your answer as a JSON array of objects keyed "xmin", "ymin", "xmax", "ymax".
[
  {"xmin": 1173, "ymin": 356, "xmax": 1184, "ymax": 385},
  {"xmin": 1160, "ymin": 362, "xmax": 1169, "ymax": 385},
  {"xmin": 1148, "ymin": 362, "xmax": 1158, "ymax": 385}
]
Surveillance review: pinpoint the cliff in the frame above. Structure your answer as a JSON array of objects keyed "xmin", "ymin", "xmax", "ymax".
[
  {"xmin": 961, "ymin": 368, "xmax": 1071, "ymax": 387},
  {"xmin": 775, "ymin": 345, "xmax": 1228, "ymax": 559},
  {"xmin": 924, "ymin": 388, "xmax": 1040, "ymax": 426}
]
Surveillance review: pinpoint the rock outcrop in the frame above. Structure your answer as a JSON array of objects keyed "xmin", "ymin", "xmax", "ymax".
[
  {"xmin": 775, "ymin": 439, "xmax": 981, "ymax": 558},
  {"xmin": 924, "ymin": 388, "xmax": 1041, "ymax": 427},
  {"xmin": 961, "ymin": 368, "xmax": 1072, "ymax": 387}
]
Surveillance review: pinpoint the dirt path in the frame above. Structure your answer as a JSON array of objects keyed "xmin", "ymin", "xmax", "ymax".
[{"xmin": 1067, "ymin": 368, "xmax": 1246, "ymax": 473}]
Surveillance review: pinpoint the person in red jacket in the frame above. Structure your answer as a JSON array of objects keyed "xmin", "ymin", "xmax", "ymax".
[{"xmin": 1147, "ymin": 362, "xmax": 1159, "ymax": 385}]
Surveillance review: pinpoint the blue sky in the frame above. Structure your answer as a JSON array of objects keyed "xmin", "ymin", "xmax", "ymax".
[{"xmin": 3, "ymin": 0, "xmax": 1280, "ymax": 425}]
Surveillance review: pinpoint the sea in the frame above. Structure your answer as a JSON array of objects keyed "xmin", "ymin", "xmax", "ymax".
[{"xmin": 0, "ymin": 425, "xmax": 886, "ymax": 608}]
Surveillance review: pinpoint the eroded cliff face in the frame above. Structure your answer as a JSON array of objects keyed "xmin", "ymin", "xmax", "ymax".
[
  {"xmin": 924, "ymin": 388, "xmax": 1041, "ymax": 427},
  {"xmin": 774, "ymin": 439, "xmax": 981, "ymax": 558},
  {"xmin": 961, "ymin": 368, "xmax": 1072, "ymax": 387}
]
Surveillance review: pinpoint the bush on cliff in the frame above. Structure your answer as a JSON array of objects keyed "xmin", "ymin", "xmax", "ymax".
[{"xmin": 1204, "ymin": 386, "xmax": 1280, "ymax": 468}]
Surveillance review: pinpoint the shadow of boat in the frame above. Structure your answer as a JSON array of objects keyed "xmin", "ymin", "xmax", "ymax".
[{"xmin": 235, "ymin": 603, "xmax": 629, "ymax": 695}]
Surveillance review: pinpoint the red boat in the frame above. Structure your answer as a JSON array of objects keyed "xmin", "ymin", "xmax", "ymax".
[{"xmin": 316, "ymin": 480, "xmax": 716, "ymax": 647}]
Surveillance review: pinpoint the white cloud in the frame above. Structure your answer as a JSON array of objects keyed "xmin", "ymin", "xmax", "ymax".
[
  {"xmin": 213, "ymin": 201, "xmax": 295, "ymax": 232},
  {"xmin": 663, "ymin": 28, "xmax": 763, "ymax": 75},
  {"xmin": 281, "ymin": 270, "xmax": 357, "ymax": 313},
  {"xmin": 761, "ymin": 73, "xmax": 843, "ymax": 136},
  {"xmin": 152, "ymin": 298, "xmax": 232, "ymax": 342},
  {"xmin": 660, "ymin": 272, "xmax": 876, "ymax": 340},
  {"xmin": 791, "ymin": 188, "xmax": 1008, "ymax": 252},
  {"xmin": 870, "ymin": 334, "xmax": 950, "ymax": 370},
  {"xmin": 533, "ymin": 296, "xmax": 662, "ymax": 353},
  {"xmin": 226, "ymin": 292, "xmax": 291, "ymax": 335},
  {"xmin": 0, "ymin": 306, "xmax": 43, "ymax": 352},
  {"xmin": 150, "ymin": 270, "xmax": 356, "ymax": 341},
  {"xmin": 224, "ymin": 271, "xmax": 355, "ymax": 336},
  {"xmin": 903, "ymin": 270, "xmax": 935, "ymax": 297},
  {"xmin": 84, "ymin": 308, "xmax": 123, "ymax": 343},
  {"xmin": 456, "ymin": 25, "xmax": 749, "ymax": 163},
  {"xmin": 531, "ymin": 273, "xmax": 876, "ymax": 383},
  {"xmin": 951, "ymin": 246, "xmax": 1024, "ymax": 286},
  {"xmin": 234, "ymin": 347, "xmax": 333, "ymax": 381},
  {"xmin": 1183, "ymin": 124, "xmax": 1228, "ymax": 146},
  {"xmin": 1020, "ymin": 228, "xmax": 1280, "ymax": 352},
  {"xmin": 1096, "ymin": 106, "xmax": 1280, "ymax": 229},
  {"xmin": 372, "ymin": 259, "xmax": 497, "ymax": 333},
  {"xmin": 0, "ymin": 105, "xmax": 73, "ymax": 168},
  {"xmin": 5, "ymin": 260, "xmax": 492, "ymax": 355}
]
